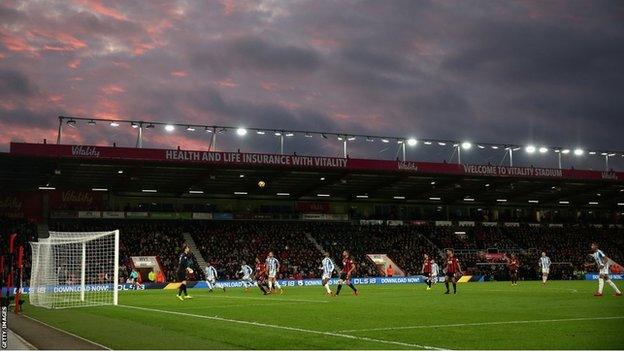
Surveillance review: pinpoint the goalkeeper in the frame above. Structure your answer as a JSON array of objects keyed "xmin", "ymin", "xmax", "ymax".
[{"xmin": 176, "ymin": 245, "xmax": 193, "ymax": 301}]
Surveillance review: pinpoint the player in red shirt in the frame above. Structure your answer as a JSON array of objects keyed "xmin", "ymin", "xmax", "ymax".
[
  {"xmin": 507, "ymin": 253, "xmax": 520, "ymax": 286},
  {"xmin": 336, "ymin": 250, "xmax": 359, "ymax": 296},
  {"xmin": 444, "ymin": 249, "xmax": 463, "ymax": 294},
  {"xmin": 421, "ymin": 253, "xmax": 433, "ymax": 290},
  {"xmin": 254, "ymin": 257, "xmax": 269, "ymax": 295}
]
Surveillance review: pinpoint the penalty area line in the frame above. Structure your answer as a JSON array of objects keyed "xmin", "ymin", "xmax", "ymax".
[
  {"xmin": 338, "ymin": 316, "xmax": 624, "ymax": 333},
  {"xmin": 120, "ymin": 304, "xmax": 446, "ymax": 350}
]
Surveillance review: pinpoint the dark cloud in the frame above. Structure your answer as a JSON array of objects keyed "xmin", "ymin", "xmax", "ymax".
[
  {"xmin": 341, "ymin": 47, "xmax": 409, "ymax": 74},
  {"xmin": 229, "ymin": 37, "xmax": 321, "ymax": 71},
  {"xmin": 0, "ymin": 3, "xmax": 21, "ymax": 23},
  {"xmin": 0, "ymin": 69, "xmax": 38, "ymax": 97},
  {"xmin": 190, "ymin": 36, "xmax": 322, "ymax": 77},
  {"xmin": 0, "ymin": 108, "xmax": 59, "ymax": 129},
  {"xmin": 443, "ymin": 19, "xmax": 624, "ymax": 87}
]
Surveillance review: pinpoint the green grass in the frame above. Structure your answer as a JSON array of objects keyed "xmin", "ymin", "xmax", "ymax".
[{"xmin": 24, "ymin": 281, "xmax": 624, "ymax": 349}]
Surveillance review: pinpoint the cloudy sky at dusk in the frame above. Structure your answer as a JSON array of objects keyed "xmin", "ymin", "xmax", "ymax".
[{"xmin": 1, "ymin": 0, "xmax": 623, "ymax": 169}]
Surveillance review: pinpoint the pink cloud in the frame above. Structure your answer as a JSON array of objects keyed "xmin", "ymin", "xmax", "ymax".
[
  {"xmin": 47, "ymin": 95, "xmax": 64, "ymax": 103},
  {"xmin": 0, "ymin": 100, "xmax": 17, "ymax": 110},
  {"xmin": 112, "ymin": 61, "xmax": 131, "ymax": 69},
  {"xmin": 30, "ymin": 30, "xmax": 88, "ymax": 51},
  {"xmin": 309, "ymin": 37, "xmax": 340, "ymax": 49},
  {"xmin": 216, "ymin": 78, "xmax": 236, "ymax": 88},
  {"xmin": 218, "ymin": 0, "xmax": 253, "ymax": 16},
  {"xmin": 91, "ymin": 99, "xmax": 124, "ymax": 120},
  {"xmin": 93, "ymin": 111, "xmax": 122, "ymax": 120},
  {"xmin": 260, "ymin": 82, "xmax": 279, "ymax": 92},
  {"xmin": 332, "ymin": 113, "xmax": 351, "ymax": 121},
  {"xmin": 0, "ymin": 32, "xmax": 36, "ymax": 53},
  {"xmin": 101, "ymin": 84, "xmax": 125, "ymax": 95},
  {"xmin": 75, "ymin": 0, "xmax": 127, "ymax": 21},
  {"xmin": 67, "ymin": 59, "xmax": 81, "ymax": 69},
  {"xmin": 133, "ymin": 42, "xmax": 156, "ymax": 56},
  {"xmin": 171, "ymin": 70, "xmax": 188, "ymax": 77},
  {"xmin": 0, "ymin": 123, "xmax": 83, "ymax": 147}
]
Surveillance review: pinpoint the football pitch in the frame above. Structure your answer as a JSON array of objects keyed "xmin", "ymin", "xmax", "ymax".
[{"xmin": 23, "ymin": 281, "xmax": 624, "ymax": 349}]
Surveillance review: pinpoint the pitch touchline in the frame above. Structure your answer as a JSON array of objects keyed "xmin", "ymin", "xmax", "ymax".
[
  {"xmin": 121, "ymin": 304, "xmax": 446, "ymax": 350},
  {"xmin": 337, "ymin": 316, "xmax": 624, "ymax": 333}
]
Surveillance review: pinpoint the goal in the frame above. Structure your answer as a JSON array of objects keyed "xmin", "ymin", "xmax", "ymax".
[{"xmin": 29, "ymin": 230, "xmax": 119, "ymax": 309}]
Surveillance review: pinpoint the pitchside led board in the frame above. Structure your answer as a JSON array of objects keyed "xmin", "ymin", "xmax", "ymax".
[{"xmin": 4, "ymin": 274, "xmax": 622, "ymax": 297}]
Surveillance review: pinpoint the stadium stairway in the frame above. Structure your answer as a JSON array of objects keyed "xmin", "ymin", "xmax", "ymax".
[
  {"xmin": 182, "ymin": 232, "xmax": 208, "ymax": 270},
  {"xmin": 305, "ymin": 231, "xmax": 327, "ymax": 255},
  {"xmin": 418, "ymin": 232, "xmax": 445, "ymax": 259}
]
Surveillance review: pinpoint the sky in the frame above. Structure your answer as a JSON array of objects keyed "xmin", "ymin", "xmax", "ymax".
[{"xmin": 1, "ymin": 0, "xmax": 623, "ymax": 169}]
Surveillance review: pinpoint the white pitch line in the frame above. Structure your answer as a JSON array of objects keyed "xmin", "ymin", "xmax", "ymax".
[
  {"xmin": 121, "ymin": 304, "xmax": 445, "ymax": 350},
  {"xmin": 170, "ymin": 301, "xmax": 303, "ymax": 309},
  {"xmin": 337, "ymin": 316, "xmax": 624, "ymax": 333},
  {"xmin": 483, "ymin": 288, "xmax": 578, "ymax": 293},
  {"xmin": 196, "ymin": 294, "xmax": 329, "ymax": 304}
]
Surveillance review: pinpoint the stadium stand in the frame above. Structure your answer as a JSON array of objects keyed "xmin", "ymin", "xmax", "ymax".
[{"xmin": 6, "ymin": 217, "xmax": 623, "ymax": 285}]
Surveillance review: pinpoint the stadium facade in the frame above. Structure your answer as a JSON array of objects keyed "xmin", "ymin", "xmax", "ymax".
[{"xmin": 1, "ymin": 141, "xmax": 623, "ymax": 224}]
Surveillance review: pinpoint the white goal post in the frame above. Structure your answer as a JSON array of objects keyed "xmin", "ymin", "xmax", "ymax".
[{"xmin": 29, "ymin": 230, "xmax": 120, "ymax": 309}]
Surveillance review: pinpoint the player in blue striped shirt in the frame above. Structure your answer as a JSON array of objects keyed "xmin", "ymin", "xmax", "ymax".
[
  {"xmin": 266, "ymin": 252, "xmax": 283, "ymax": 294},
  {"xmin": 204, "ymin": 262, "xmax": 226, "ymax": 292},
  {"xmin": 321, "ymin": 252, "xmax": 335, "ymax": 295},
  {"xmin": 238, "ymin": 262, "xmax": 254, "ymax": 291},
  {"xmin": 539, "ymin": 252, "xmax": 551, "ymax": 285},
  {"xmin": 591, "ymin": 243, "xmax": 621, "ymax": 297}
]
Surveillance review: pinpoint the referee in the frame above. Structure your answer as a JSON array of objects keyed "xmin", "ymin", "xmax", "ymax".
[{"xmin": 177, "ymin": 245, "xmax": 194, "ymax": 300}]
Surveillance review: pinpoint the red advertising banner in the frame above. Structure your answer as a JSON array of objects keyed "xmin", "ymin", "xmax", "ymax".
[{"xmin": 9, "ymin": 142, "xmax": 624, "ymax": 182}]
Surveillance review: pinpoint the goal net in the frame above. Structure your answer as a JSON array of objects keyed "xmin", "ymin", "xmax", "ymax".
[{"xmin": 29, "ymin": 230, "xmax": 119, "ymax": 309}]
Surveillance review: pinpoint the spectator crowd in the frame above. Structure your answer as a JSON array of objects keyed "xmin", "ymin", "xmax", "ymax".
[{"xmin": 3, "ymin": 218, "xmax": 623, "ymax": 286}]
